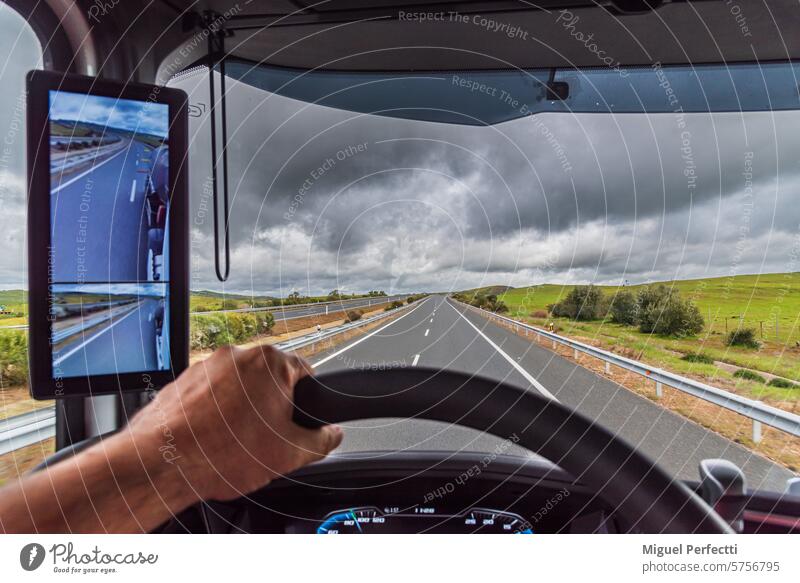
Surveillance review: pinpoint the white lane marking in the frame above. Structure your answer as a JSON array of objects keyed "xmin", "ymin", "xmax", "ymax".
[
  {"xmin": 412, "ymin": 354, "xmax": 420, "ymax": 366},
  {"xmin": 312, "ymin": 298, "xmax": 429, "ymax": 368},
  {"xmin": 424, "ymin": 328, "xmax": 430, "ymax": 337},
  {"xmin": 430, "ymin": 318, "xmax": 433, "ymax": 323},
  {"xmin": 50, "ymin": 144, "xmax": 129, "ymax": 195},
  {"xmin": 449, "ymin": 301, "xmax": 558, "ymax": 401},
  {"xmin": 129, "ymin": 179, "xmax": 137, "ymax": 202},
  {"xmin": 52, "ymin": 303, "xmax": 143, "ymax": 367}
]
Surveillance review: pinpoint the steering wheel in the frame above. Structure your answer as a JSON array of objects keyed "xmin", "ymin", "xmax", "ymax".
[
  {"xmin": 35, "ymin": 368, "xmax": 731, "ymax": 533},
  {"xmin": 292, "ymin": 368, "xmax": 732, "ymax": 534}
]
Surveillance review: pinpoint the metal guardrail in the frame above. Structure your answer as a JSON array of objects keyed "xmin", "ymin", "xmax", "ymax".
[
  {"xmin": 0, "ymin": 303, "xmax": 414, "ymax": 456},
  {"xmin": 455, "ymin": 299, "xmax": 800, "ymax": 443},
  {"xmin": 0, "ymin": 407, "xmax": 56, "ymax": 456},
  {"xmin": 275, "ymin": 301, "xmax": 413, "ymax": 353}
]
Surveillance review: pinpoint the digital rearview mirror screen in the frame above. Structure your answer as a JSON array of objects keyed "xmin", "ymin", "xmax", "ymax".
[{"xmin": 48, "ymin": 90, "xmax": 171, "ymax": 378}]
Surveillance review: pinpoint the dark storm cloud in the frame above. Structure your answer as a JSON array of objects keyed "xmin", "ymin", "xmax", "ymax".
[{"xmin": 169, "ymin": 70, "xmax": 800, "ymax": 294}]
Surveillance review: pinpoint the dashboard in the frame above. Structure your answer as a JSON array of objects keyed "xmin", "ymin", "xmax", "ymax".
[
  {"xmin": 156, "ymin": 450, "xmax": 800, "ymax": 534},
  {"xmin": 311, "ymin": 506, "xmax": 533, "ymax": 534},
  {"xmin": 198, "ymin": 451, "xmax": 620, "ymax": 534}
]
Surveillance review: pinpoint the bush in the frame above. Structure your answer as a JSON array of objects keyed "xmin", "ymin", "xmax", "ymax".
[
  {"xmin": 0, "ymin": 330, "xmax": 28, "ymax": 386},
  {"xmin": 190, "ymin": 311, "xmax": 275, "ymax": 351},
  {"xmin": 550, "ymin": 286, "xmax": 605, "ymax": 321},
  {"xmin": 385, "ymin": 300, "xmax": 404, "ymax": 311},
  {"xmin": 725, "ymin": 328, "xmax": 760, "ymax": 349},
  {"xmin": 493, "ymin": 301, "xmax": 509, "ymax": 313},
  {"xmin": 767, "ymin": 377, "xmax": 797, "ymax": 389},
  {"xmin": 530, "ymin": 309, "xmax": 548, "ymax": 319},
  {"xmin": 609, "ymin": 291, "xmax": 637, "ymax": 325},
  {"xmin": 220, "ymin": 299, "xmax": 241, "ymax": 311},
  {"xmin": 682, "ymin": 353, "xmax": 714, "ymax": 364},
  {"xmin": 636, "ymin": 285, "xmax": 704, "ymax": 337},
  {"xmin": 472, "ymin": 294, "xmax": 508, "ymax": 313},
  {"xmin": 733, "ymin": 369, "xmax": 766, "ymax": 384},
  {"xmin": 345, "ymin": 309, "xmax": 363, "ymax": 323}
]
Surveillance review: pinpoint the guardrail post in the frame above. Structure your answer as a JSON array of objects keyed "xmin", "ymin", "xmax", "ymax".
[
  {"xmin": 752, "ymin": 420, "xmax": 762, "ymax": 443},
  {"xmin": 536, "ymin": 333, "xmax": 540, "ymax": 343},
  {"xmin": 655, "ymin": 381, "xmax": 663, "ymax": 399},
  {"xmin": 325, "ymin": 305, "xmax": 329, "ymax": 315},
  {"xmin": 605, "ymin": 362, "xmax": 610, "ymax": 375},
  {"xmin": 552, "ymin": 340, "xmax": 557, "ymax": 349}
]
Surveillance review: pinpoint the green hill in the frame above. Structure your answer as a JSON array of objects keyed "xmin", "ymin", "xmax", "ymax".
[{"xmin": 494, "ymin": 273, "xmax": 800, "ymax": 343}]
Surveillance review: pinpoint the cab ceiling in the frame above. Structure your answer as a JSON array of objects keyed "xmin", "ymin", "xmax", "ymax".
[{"xmin": 159, "ymin": 0, "xmax": 800, "ymax": 71}]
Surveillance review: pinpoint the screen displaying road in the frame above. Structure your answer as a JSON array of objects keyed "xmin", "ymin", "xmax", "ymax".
[
  {"xmin": 50, "ymin": 283, "xmax": 169, "ymax": 378},
  {"xmin": 48, "ymin": 91, "xmax": 171, "ymax": 378}
]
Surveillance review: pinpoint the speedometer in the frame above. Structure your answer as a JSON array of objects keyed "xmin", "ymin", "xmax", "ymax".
[{"xmin": 316, "ymin": 507, "xmax": 384, "ymax": 534}]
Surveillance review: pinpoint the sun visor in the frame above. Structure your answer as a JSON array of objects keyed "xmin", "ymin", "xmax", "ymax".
[{"xmin": 221, "ymin": 59, "xmax": 800, "ymax": 126}]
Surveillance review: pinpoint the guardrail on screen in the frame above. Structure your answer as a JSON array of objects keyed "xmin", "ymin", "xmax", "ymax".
[
  {"xmin": 454, "ymin": 299, "xmax": 800, "ymax": 443},
  {"xmin": 0, "ymin": 301, "xmax": 415, "ymax": 455}
]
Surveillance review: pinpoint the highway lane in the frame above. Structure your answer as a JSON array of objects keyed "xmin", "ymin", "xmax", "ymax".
[
  {"xmin": 312, "ymin": 295, "xmax": 794, "ymax": 492},
  {"xmin": 53, "ymin": 297, "xmax": 163, "ymax": 378},
  {"xmin": 51, "ymin": 135, "xmax": 153, "ymax": 282}
]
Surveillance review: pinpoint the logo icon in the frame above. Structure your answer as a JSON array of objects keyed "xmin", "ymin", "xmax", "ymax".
[{"xmin": 20, "ymin": 543, "xmax": 46, "ymax": 571}]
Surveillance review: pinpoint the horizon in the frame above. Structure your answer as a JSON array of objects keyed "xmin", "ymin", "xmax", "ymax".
[{"xmin": 1, "ymin": 270, "xmax": 794, "ymax": 297}]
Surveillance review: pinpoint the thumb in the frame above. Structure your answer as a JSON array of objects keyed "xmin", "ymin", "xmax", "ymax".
[{"xmin": 295, "ymin": 424, "xmax": 343, "ymax": 464}]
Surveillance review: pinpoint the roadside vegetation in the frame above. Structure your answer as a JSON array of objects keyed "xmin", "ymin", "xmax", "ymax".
[
  {"xmin": 344, "ymin": 309, "xmax": 363, "ymax": 323},
  {"xmin": 190, "ymin": 311, "xmax": 275, "ymax": 351},
  {"xmin": 0, "ymin": 330, "xmax": 28, "ymax": 386},
  {"xmin": 452, "ymin": 292, "xmax": 509, "ymax": 313},
  {"xmin": 459, "ymin": 273, "xmax": 800, "ymax": 405}
]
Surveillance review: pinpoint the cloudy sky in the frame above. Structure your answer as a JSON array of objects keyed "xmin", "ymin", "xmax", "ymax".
[
  {"xmin": 169, "ymin": 67, "xmax": 800, "ymax": 297},
  {"xmin": 2, "ymin": 4, "xmax": 798, "ymax": 297},
  {"xmin": 49, "ymin": 91, "xmax": 169, "ymax": 137},
  {"xmin": 0, "ymin": 5, "xmax": 40, "ymax": 287}
]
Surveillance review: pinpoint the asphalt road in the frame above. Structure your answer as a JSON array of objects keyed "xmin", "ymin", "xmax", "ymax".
[
  {"xmin": 51, "ymin": 135, "xmax": 152, "ymax": 282},
  {"xmin": 53, "ymin": 297, "xmax": 163, "ymax": 378},
  {"xmin": 312, "ymin": 295, "xmax": 795, "ymax": 492}
]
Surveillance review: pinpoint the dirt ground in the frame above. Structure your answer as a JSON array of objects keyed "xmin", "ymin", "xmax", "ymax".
[{"xmin": 0, "ymin": 438, "xmax": 54, "ymax": 487}]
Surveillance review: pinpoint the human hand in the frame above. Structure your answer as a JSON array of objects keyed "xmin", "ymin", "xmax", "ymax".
[{"xmin": 126, "ymin": 344, "xmax": 342, "ymax": 502}]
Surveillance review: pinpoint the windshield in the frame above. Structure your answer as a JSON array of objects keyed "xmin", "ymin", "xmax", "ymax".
[{"xmin": 167, "ymin": 62, "xmax": 799, "ymax": 491}]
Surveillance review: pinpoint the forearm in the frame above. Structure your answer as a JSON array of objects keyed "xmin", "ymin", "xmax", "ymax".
[{"xmin": 0, "ymin": 429, "xmax": 198, "ymax": 533}]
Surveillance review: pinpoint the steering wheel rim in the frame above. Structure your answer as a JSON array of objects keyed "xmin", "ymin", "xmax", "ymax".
[{"xmin": 293, "ymin": 367, "xmax": 732, "ymax": 534}]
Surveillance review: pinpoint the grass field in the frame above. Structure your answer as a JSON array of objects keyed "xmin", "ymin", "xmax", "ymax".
[
  {"xmin": 466, "ymin": 273, "xmax": 800, "ymax": 403},
  {"xmin": 498, "ymin": 273, "xmax": 800, "ymax": 344}
]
